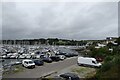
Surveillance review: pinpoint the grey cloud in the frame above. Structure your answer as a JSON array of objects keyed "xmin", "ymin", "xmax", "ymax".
[
  {"xmin": 2, "ymin": 2, "xmax": 118, "ymax": 40},
  {"xmin": 0, "ymin": 2, "xmax": 2, "ymax": 39},
  {"xmin": 118, "ymin": 1, "xmax": 120, "ymax": 36}
]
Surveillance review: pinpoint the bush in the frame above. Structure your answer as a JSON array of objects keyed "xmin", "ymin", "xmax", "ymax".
[
  {"xmin": 104, "ymin": 56, "xmax": 113, "ymax": 63},
  {"xmin": 90, "ymin": 42, "xmax": 120, "ymax": 79},
  {"xmin": 99, "ymin": 55, "xmax": 120, "ymax": 73},
  {"xmin": 89, "ymin": 47, "xmax": 110, "ymax": 58},
  {"xmin": 112, "ymin": 55, "xmax": 120, "ymax": 65},
  {"xmin": 100, "ymin": 62, "xmax": 112, "ymax": 72}
]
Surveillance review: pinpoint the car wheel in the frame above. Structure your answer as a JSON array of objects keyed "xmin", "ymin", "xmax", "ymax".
[
  {"xmin": 77, "ymin": 63, "xmax": 82, "ymax": 66},
  {"xmin": 22, "ymin": 64, "xmax": 25, "ymax": 67}
]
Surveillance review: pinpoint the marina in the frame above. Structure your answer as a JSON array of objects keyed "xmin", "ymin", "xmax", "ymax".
[{"xmin": 0, "ymin": 44, "xmax": 83, "ymax": 75}]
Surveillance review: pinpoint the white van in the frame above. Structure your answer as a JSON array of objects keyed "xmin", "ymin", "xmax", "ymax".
[
  {"xmin": 22, "ymin": 59, "xmax": 35, "ymax": 68},
  {"xmin": 77, "ymin": 57, "xmax": 101, "ymax": 68}
]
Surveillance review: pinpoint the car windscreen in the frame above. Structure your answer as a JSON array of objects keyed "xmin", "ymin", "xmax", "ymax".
[
  {"xmin": 71, "ymin": 77, "xmax": 80, "ymax": 80},
  {"xmin": 28, "ymin": 61, "xmax": 34, "ymax": 64},
  {"xmin": 35, "ymin": 60, "xmax": 42, "ymax": 63},
  {"xmin": 92, "ymin": 60, "xmax": 97, "ymax": 64}
]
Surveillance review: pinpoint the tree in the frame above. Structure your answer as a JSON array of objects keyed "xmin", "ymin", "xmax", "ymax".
[{"xmin": 117, "ymin": 37, "xmax": 120, "ymax": 45}]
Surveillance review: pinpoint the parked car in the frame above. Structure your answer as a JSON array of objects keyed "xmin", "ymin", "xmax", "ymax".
[
  {"xmin": 10, "ymin": 61, "xmax": 21, "ymax": 65},
  {"xmin": 19, "ymin": 55, "xmax": 26, "ymax": 59},
  {"xmin": 33, "ymin": 59, "xmax": 44, "ymax": 66},
  {"xmin": 6, "ymin": 53, "xmax": 13, "ymax": 59},
  {"xmin": 56, "ymin": 51, "xmax": 66, "ymax": 55},
  {"xmin": 77, "ymin": 57, "xmax": 102, "ymax": 68},
  {"xmin": 72, "ymin": 52, "xmax": 78, "ymax": 56},
  {"xmin": 50, "ymin": 56, "xmax": 60, "ymax": 61},
  {"xmin": 95, "ymin": 57, "xmax": 104, "ymax": 62},
  {"xmin": 42, "ymin": 57, "xmax": 52, "ymax": 63},
  {"xmin": 64, "ymin": 53, "xmax": 75, "ymax": 57},
  {"xmin": 10, "ymin": 53, "xmax": 19, "ymax": 59},
  {"xmin": 2, "ymin": 55, "xmax": 7, "ymax": 59},
  {"xmin": 14, "ymin": 61, "xmax": 22, "ymax": 65},
  {"xmin": 35, "ymin": 55, "xmax": 41, "ymax": 59},
  {"xmin": 22, "ymin": 59, "xmax": 35, "ymax": 68},
  {"xmin": 57, "ymin": 55, "xmax": 66, "ymax": 60},
  {"xmin": 10, "ymin": 55, "xmax": 17, "ymax": 59},
  {"xmin": 26, "ymin": 54, "xmax": 32, "ymax": 59},
  {"xmin": 56, "ymin": 51, "xmax": 72, "ymax": 57},
  {"xmin": 59, "ymin": 73, "xmax": 80, "ymax": 80}
]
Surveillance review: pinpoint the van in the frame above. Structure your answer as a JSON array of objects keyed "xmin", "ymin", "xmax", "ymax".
[
  {"xmin": 77, "ymin": 57, "xmax": 101, "ymax": 68},
  {"xmin": 22, "ymin": 59, "xmax": 35, "ymax": 68}
]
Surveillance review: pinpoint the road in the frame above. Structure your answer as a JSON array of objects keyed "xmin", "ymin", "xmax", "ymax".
[{"xmin": 3, "ymin": 57, "xmax": 77, "ymax": 78}]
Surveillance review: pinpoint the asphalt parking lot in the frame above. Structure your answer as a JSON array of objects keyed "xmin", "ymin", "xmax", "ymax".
[{"xmin": 3, "ymin": 57, "xmax": 77, "ymax": 78}]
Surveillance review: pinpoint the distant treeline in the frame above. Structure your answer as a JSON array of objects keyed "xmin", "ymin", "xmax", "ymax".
[
  {"xmin": 2, "ymin": 38, "xmax": 87, "ymax": 46},
  {"xmin": 117, "ymin": 37, "xmax": 120, "ymax": 45},
  {"xmin": 2, "ymin": 37, "xmax": 119, "ymax": 46}
]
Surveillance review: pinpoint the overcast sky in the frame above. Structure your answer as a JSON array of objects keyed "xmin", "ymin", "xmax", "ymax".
[{"xmin": 2, "ymin": 2, "xmax": 118, "ymax": 40}]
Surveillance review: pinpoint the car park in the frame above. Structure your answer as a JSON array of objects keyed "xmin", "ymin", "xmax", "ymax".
[
  {"xmin": 59, "ymin": 73, "xmax": 80, "ymax": 80},
  {"xmin": 33, "ymin": 59, "xmax": 44, "ymax": 66},
  {"xmin": 22, "ymin": 59, "xmax": 35, "ymax": 68},
  {"xmin": 1, "ymin": 45, "xmax": 79, "ymax": 75}
]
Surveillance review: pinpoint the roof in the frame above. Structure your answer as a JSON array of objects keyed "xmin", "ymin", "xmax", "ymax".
[
  {"xmin": 23, "ymin": 59, "xmax": 32, "ymax": 61},
  {"xmin": 60, "ymin": 73, "xmax": 78, "ymax": 78},
  {"xmin": 78, "ymin": 57, "xmax": 96, "ymax": 61}
]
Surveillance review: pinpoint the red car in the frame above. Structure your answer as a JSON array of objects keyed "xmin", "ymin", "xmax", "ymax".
[{"xmin": 95, "ymin": 57, "xmax": 104, "ymax": 62}]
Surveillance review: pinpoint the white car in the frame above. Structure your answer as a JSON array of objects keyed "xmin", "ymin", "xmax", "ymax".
[
  {"xmin": 22, "ymin": 59, "xmax": 35, "ymax": 68},
  {"xmin": 10, "ymin": 55, "xmax": 17, "ymax": 59},
  {"xmin": 19, "ymin": 55, "xmax": 26, "ymax": 59},
  {"xmin": 26, "ymin": 54, "xmax": 32, "ymax": 59},
  {"xmin": 2, "ymin": 55, "xmax": 7, "ymax": 59},
  {"xmin": 35, "ymin": 55, "xmax": 40, "ymax": 59}
]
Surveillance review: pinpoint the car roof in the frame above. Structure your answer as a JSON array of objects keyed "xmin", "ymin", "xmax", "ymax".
[
  {"xmin": 60, "ymin": 73, "xmax": 79, "ymax": 78},
  {"xmin": 23, "ymin": 59, "xmax": 32, "ymax": 61},
  {"xmin": 34, "ymin": 59, "xmax": 42, "ymax": 61},
  {"xmin": 78, "ymin": 57, "xmax": 96, "ymax": 61}
]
